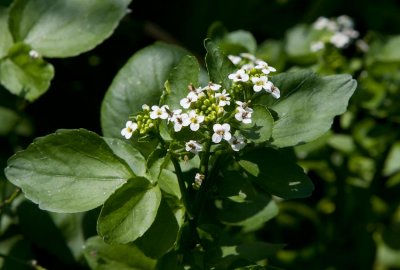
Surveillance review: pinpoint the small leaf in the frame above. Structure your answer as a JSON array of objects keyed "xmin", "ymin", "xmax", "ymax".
[
  {"xmin": 285, "ymin": 24, "xmax": 320, "ymax": 64},
  {"xmin": 104, "ymin": 137, "xmax": 146, "ymax": 177},
  {"xmin": 163, "ymin": 55, "xmax": 200, "ymax": 109},
  {"xmin": 83, "ymin": 236, "xmax": 156, "ymax": 270},
  {"xmin": 8, "ymin": 0, "xmax": 131, "ymax": 57},
  {"xmin": 5, "ymin": 129, "xmax": 134, "ymax": 213},
  {"xmin": 135, "ymin": 199, "xmax": 180, "ymax": 258},
  {"xmin": 0, "ymin": 43, "xmax": 54, "ymax": 101},
  {"xmin": 239, "ymin": 147, "xmax": 314, "ymax": 199},
  {"xmin": 101, "ymin": 43, "xmax": 189, "ymax": 138},
  {"xmin": 220, "ymin": 30, "xmax": 257, "ymax": 54},
  {"xmin": 268, "ymin": 70, "xmax": 357, "ymax": 147},
  {"xmin": 97, "ymin": 178, "xmax": 161, "ymax": 244},
  {"xmin": 239, "ymin": 104, "xmax": 273, "ymax": 143},
  {"xmin": 0, "ymin": 106, "xmax": 20, "ymax": 136},
  {"xmin": 204, "ymin": 39, "xmax": 236, "ymax": 90},
  {"xmin": 0, "ymin": 7, "xmax": 13, "ymax": 58}
]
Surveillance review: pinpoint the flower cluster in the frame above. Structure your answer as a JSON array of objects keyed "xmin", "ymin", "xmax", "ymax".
[
  {"xmin": 121, "ymin": 53, "xmax": 279, "ymax": 156},
  {"xmin": 311, "ymin": 15, "xmax": 360, "ymax": 51}
]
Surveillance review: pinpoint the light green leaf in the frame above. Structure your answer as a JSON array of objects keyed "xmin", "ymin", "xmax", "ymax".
[
  {"xmin": 0, "ymin": 43, "xmax": 54, "ymax": 101},
  {"xmin": 268, "ymin": 70, "xmax": 357, "ymax": 147},
  {"xmin": 163, "ymin": 55, "xmax": 200, "ymax": 109},
  {"xmin": 135, "ymin": 199, "xmax": 180, "ymax": 258},
  {"xmin": 370, "ymin": 36, "xmax": 400, "ymax": 63},
  {"xmin": 204, "ymin": 39, "xmax": 236, "ymax": 90},
  {"xmin": 97, "ymin": 178, "xmax": 161, "ymax": 244},
  {"xmin": 5, "ymin": 129, "xmax": 134, "ymax": 213},
  {"xmin": 8, "ymin": 0, "xmax": 131, "ymax": 57},
  {"xmin": 83, "ymin": 236, "xmax": 156, "ymax": 270},
  {"xmin": 220, "ymin": 30, "xmax": 257, "ymax": 54},
  {"xmin": 101, "ymin": 43, "xmax": 189, "ymax": 138},
  {"xmin": 104, "ymin": 137, "xmax": 146, "ymax": 177},
  {"xmin": 0, "ymin": 7, "xmax": 13, "ymax": 58},
  {"xmin": 239, "ymin": 104, "xmax": 273, "ymax": 143},
  {"xmin": 285, "ymin": 24, "xmax": 320, "ymax": 64},
  {"xmin": 384, "ymin": 142, "xmax": 400, "ymax": 177},
  {"xmin": 239, "ymin": 147, "xmax": 314, "ymax": 199}
]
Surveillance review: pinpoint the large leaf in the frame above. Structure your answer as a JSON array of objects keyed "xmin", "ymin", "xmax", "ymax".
[
  {"xmin": 204, "ymin": 39, "xmax": 236, "ymax": 90},
  {"xmin": 163, "ymin": 55, "xmax": 200, "ymax": 109},
  {"xmin": 5, "ymin": 129, "xmax": 134, "ymax": 213},
  {"xmin": 97, "ymin": 178, "xmax": 161, "ymax": 244},
  {"xmin": 83, "ymin": 236, "xmax": 156, "ymax": 270},
  {"xmin": 8, "ymin": 0, "xmax": 131, "ymax": 57},
  {"xmin": 239, "ymin": 147, "xmax": 314, "ymax": 199},
  {"xmin": 0, "ymin": 7, "xmax": 13, "ymax": 58},
  {"xmin": 239, "ymin": 104, "xmax": 273, "ymax": 144},
  {"xmin": 0, "ymin": 43, "xmax": 54, "ymax": 101},
  {"xmin": 101, "ymin": 42, "xmax": 189, "ymax": 138},
  {"xmin": 135, "ymin": 199, "xmax": 180, "ymax": 258},
  {"xmin": 268, "ymin": 70, "xmax": 357, "ymax": 147}
]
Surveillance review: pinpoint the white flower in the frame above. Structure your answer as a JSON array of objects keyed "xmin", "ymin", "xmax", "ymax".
[
  {"xmin": 185, "ymin": 140, "xmax": 203, "ymax": 154},
  {"xmin": 270, "ymin": 85, "xmax": 281, "ymax": 99},
  {"xmin": 215, "ymin": 89, "xmax": 231, "ymax": 107},
  {"xmin": 254, "ymin": 60, "xmax": 276, "ymax": 74},
  {"xmin": 188, "ymin": 110, "xmax": 204, "ymax": 131},
  {"xmin": 150, "ymin": 105, "xmax": 169, "ymax": 119},
  {"xmin": 240, "ymin": 53, "xmax": 256, "ymax": 61},
  {"xmin": 229, "ymin": 136, "xmax": 246, "ymax": 151},
  {"xmin": 310, "ymin": 41, "xmax": 325, "ymax": 52},
  {"xmin": 203, "ymin": 82, "xmax": 222, "ymax": 91},
  {"xmin": 193, "ymin": 173, "xmax": 205, "ymax": 190},
  {"xmin": 180, "ymin": 92, "xmax": 198, "ymax": 109},
  {"xmin": 228, "ymin": 69, "xmax": 249, "ymax": 82},
  {"xmin": 29, "ymin": 50, "xmax": 40, "ymax": 59},
  {"xmin": 228, "ymin": 55, "xmax": 242, "ymax": 65},
  {"xmin": 251, "ymin": 76, "xmax": 273, "ymax": 92},
  {"xmin": 337, "ymin": 15, "xmax": 354, "ymax": 29},
  {"xmin": 241, "ymin": 63, "xmax": 255, "ymax": 71},
  {"xmin": 313, "ymin": 16, "xmax": 330, "ymax": 30},
  {"xmin": 171, "ymin": 112, "xmax": 190, "ymax": 132},
  {"xmin": 142, "ymin": 104, "xmax": 150, "ymax": 111},
  {"xmin": 235, "ymin": 106, "xmax": 253, "ymax": 124},
  {"xmin": 212, "ymin": 123, "xmax": 232, "ymax": 143},
  {"xmin": 121, "ymin": 121, "xmax": 138, "ymax": 139},
  {"xmin": 330, "ymin": 32, "xmax": 350, "ymax": 48}
]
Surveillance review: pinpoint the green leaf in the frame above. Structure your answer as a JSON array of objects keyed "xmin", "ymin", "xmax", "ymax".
[
  {"xmin": 268, "ymin": 70, "xmax": 357, "ymax": 147},
  {"xmin": 164, "ymin": 55, "xmax": 200, "ymax": 109},
  {"xmin": 204, "ymin": 39, "xmax": 236, "ymax": 90},
  {"xmin": 285, "ymin": 24, "xmax": 320, "ymax": 64},
  {"xmin": 0, "ymin": 7, "xmax": 13, "ymax": 58},
  {"xmin": 239, "ymin": 104, "xmax": 273, "ymax": 143},
  {"xmin": 8, "ymin": 0, "xmax": 131, "ymax": 57},
  {"xmin": 384, "ymin": 142, "xmax": 400, "ymax": 177},
  {"xmin": 101, "ymin": 43, "xmax": 189, "ymax": 138},
  {"xmin": 135, "ymin": 199, "xmax": 180, "ymax": 258},
  {"xmin": 239, "ymin": 147, "xmax": 314, "ymax": 199},
  {"xmin": 83, "ymin": 236, "xmax": 156, "ymax": 270},
  {"xmin": 97, "ymin": 178, "xmax": 161, "ymax": 244},
  {"xmin": 104, "ymin": 137, "xmax": 146, "ymax": 177},
  {"xmin": 0, "ymin": 106, "xmax": 19, "ymax": 135},
  {"xmin": 0, "ymin": 43, "xmax": 54, "ymax": 101},
  {"xmin": 5, "ymin": 129, "xmax": 134, "ymax": 213},
  {"xmin": 369, "ymin": 36, "xmax": 400, "ymax": 63},
  {"xmin": 220, "ymin": 30, "xmax": 257, "ymax": 54}
]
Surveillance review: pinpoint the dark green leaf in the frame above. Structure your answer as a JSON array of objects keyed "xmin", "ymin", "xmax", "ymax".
[
  {"xmin": 0, "ymin": 43, "xmax": 54, "ymax": 101},
  {"xmin": 239, "ymin": 105, "xmax": 273, "ymax": 143},
  {"xmin": 83, "ymin": 236, "xmax": 156, "ymax": 270},
  {"xmin": 5, "ymin": 129, "xmax": 134, "ymax": 212},
  {"xmin": 97, "ymin": 178, "xmax": 161, "ymax": 244},
  {"xmin": 164, "ymin": 55, "xmax": 200, "ymax": 109},
  {"xmin": 8, "ymin": 0, "xmax": 131, "ymax": 57},
  {"xmin": 268, "ymin": 70, "xmax": 357, "ymax": 147},
  {"xmin": 204, "ymin": 39, "xmax": 236, "ymax": 90},
  {"xmin": 0, "ymin": 106, "xmax": 19, "ymax": 135},
  {"xmin": 135, "ymin": 199, "xmax": 180, "ymax": 258},
  {"xmin": 101, "ymin": 43, "xmax": 189, "ymax": 138},
  {"xmin": 239, "ymin": 147, "xmax": 314, "ymax": 199}
]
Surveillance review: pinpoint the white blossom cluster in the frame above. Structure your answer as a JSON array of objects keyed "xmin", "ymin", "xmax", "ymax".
[
  {"xmin": 311, "ymin": 15, "xmax": 360, "ymax": 51},
  {"xmin": 121, "ymin": 53, "xmax": 279, "ymax": 156}
]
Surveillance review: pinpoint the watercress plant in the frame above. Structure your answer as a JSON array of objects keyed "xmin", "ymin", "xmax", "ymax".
[{"xmin": 4, "ymin": 37, "xmax": 356, "ymax": 268}]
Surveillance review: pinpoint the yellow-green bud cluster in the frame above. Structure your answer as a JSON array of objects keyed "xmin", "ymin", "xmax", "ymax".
[{"xmin": 134, "ymin": 112, "xmax": 155, "ymax": 135}]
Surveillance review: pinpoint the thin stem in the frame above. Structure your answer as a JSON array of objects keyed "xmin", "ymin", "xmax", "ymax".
[
  {"xmin": 0, "ymin": 253, "xmax": 47, "ymax": 269},
  {"xmin": 0, "ymin": 188, "xmax": 21, "ymax": 213},
  {"xmin": 171, "ymin": 157, "xmax": 194, "ymax": 220}
]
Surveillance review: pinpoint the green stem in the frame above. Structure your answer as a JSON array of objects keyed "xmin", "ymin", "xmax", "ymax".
[
  {"xmin": 0, "ymin": 188, "xmax": 21, "ymax": 213},
  {"xmin": 0, "ymin": 253, "xmax": 47, "ymax": 269},
  {"xmin": 171, "ymin": 157, "xmax": 194, "ymax": 220}
]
